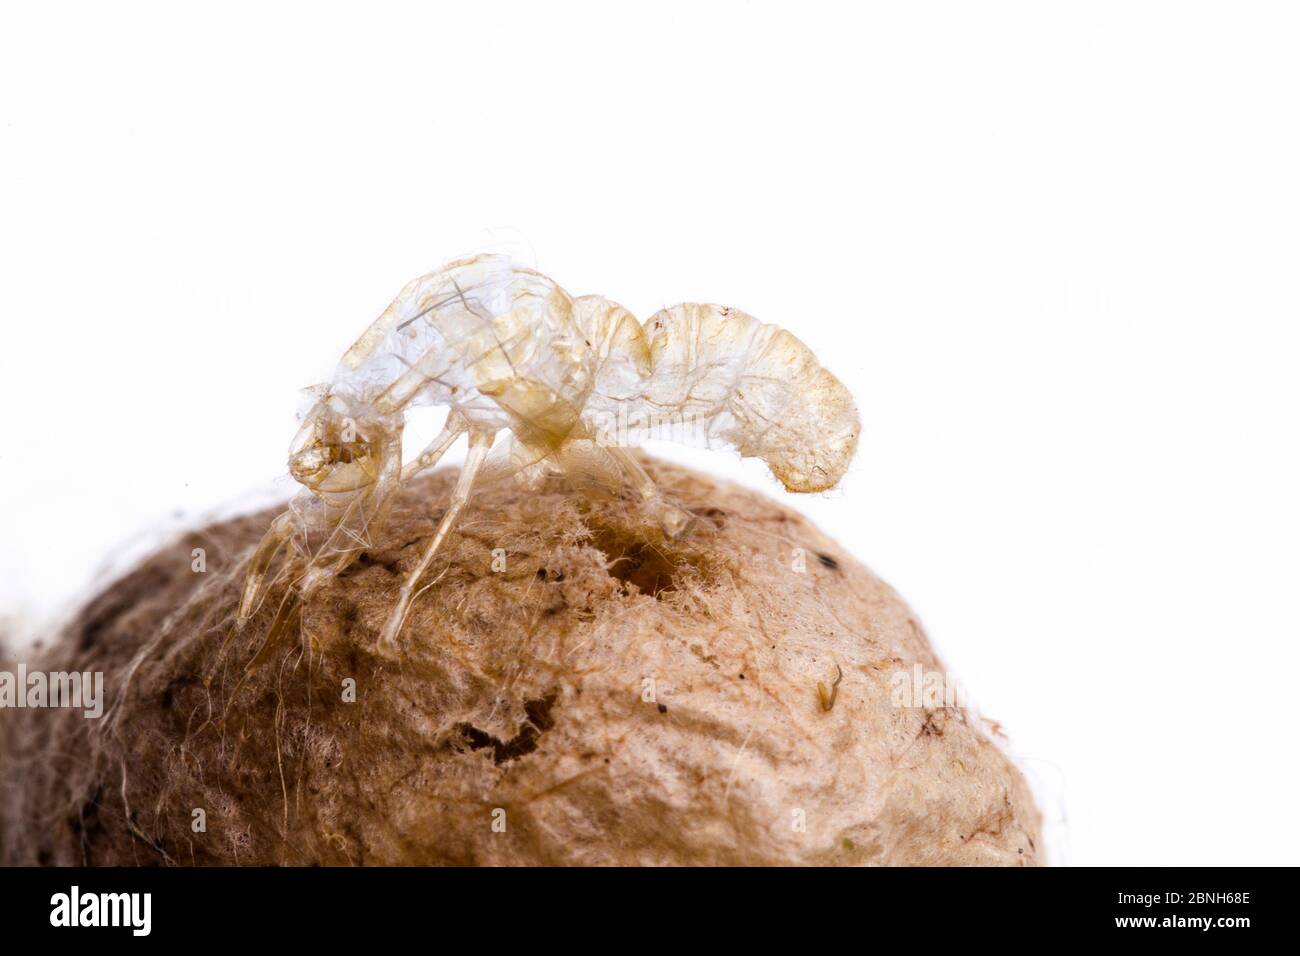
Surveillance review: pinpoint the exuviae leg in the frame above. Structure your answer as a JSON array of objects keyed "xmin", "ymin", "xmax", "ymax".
[
  {"xmin": 378, "ymin": 427, "xmax": 495, "ymax": 652},
  {"xmin": 295, "ymin": 415, "xmax": 467, "ymax": 601},
  {"xmin": 297, "ymin": 443, "xmax": 405, "ymax": 599},
  {"xmin": 237, "ymin": 510, "xmax": 297, "ymax": 625},
  {"xmin": 401, "ymin": 411, "xmax": 467, "ymax": 480},
  {"xmin": 605, "ymin": 446, "xmax": 695, "ymax": 539}
]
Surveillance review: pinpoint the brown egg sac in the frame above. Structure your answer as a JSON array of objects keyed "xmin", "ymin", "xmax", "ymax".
[{"xmin": 0, "ymin": 458, "xmax": 1041, "ymax": 866}]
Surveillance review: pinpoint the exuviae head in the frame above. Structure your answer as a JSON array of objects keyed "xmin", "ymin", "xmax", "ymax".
[{"xmin": 287, "ymin": 389, "xmax": 401, "ymax": 494}]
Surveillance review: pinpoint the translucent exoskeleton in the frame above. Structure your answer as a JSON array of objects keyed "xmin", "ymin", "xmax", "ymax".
[{"xmin": 238, "ymin": 255, "xmax": 860, "ymax": 655}]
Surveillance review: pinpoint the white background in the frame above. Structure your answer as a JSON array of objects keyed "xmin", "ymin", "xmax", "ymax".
[{"xmin": 1, "ymin": 2, "xmax": 1297, "ymax": 866}]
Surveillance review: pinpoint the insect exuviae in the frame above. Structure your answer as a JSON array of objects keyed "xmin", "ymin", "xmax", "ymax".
[{"xmin": 238, "ymin": 255, "xmax": 860, "ymax": 654}]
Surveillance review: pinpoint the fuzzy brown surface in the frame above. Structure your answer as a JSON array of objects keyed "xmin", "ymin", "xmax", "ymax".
[{"xmin": 0, "ymin": 458, "xmax": 1041, "ymax": 865}]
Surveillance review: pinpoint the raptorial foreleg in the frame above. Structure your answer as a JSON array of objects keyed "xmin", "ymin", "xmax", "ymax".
[
  {"xmin": 297, "ymin": 445, "xmax": 404, "ymax": 599},
  {"xmin": 237, "ymin": 510, "xmax": 297, "ymax": 625}
]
